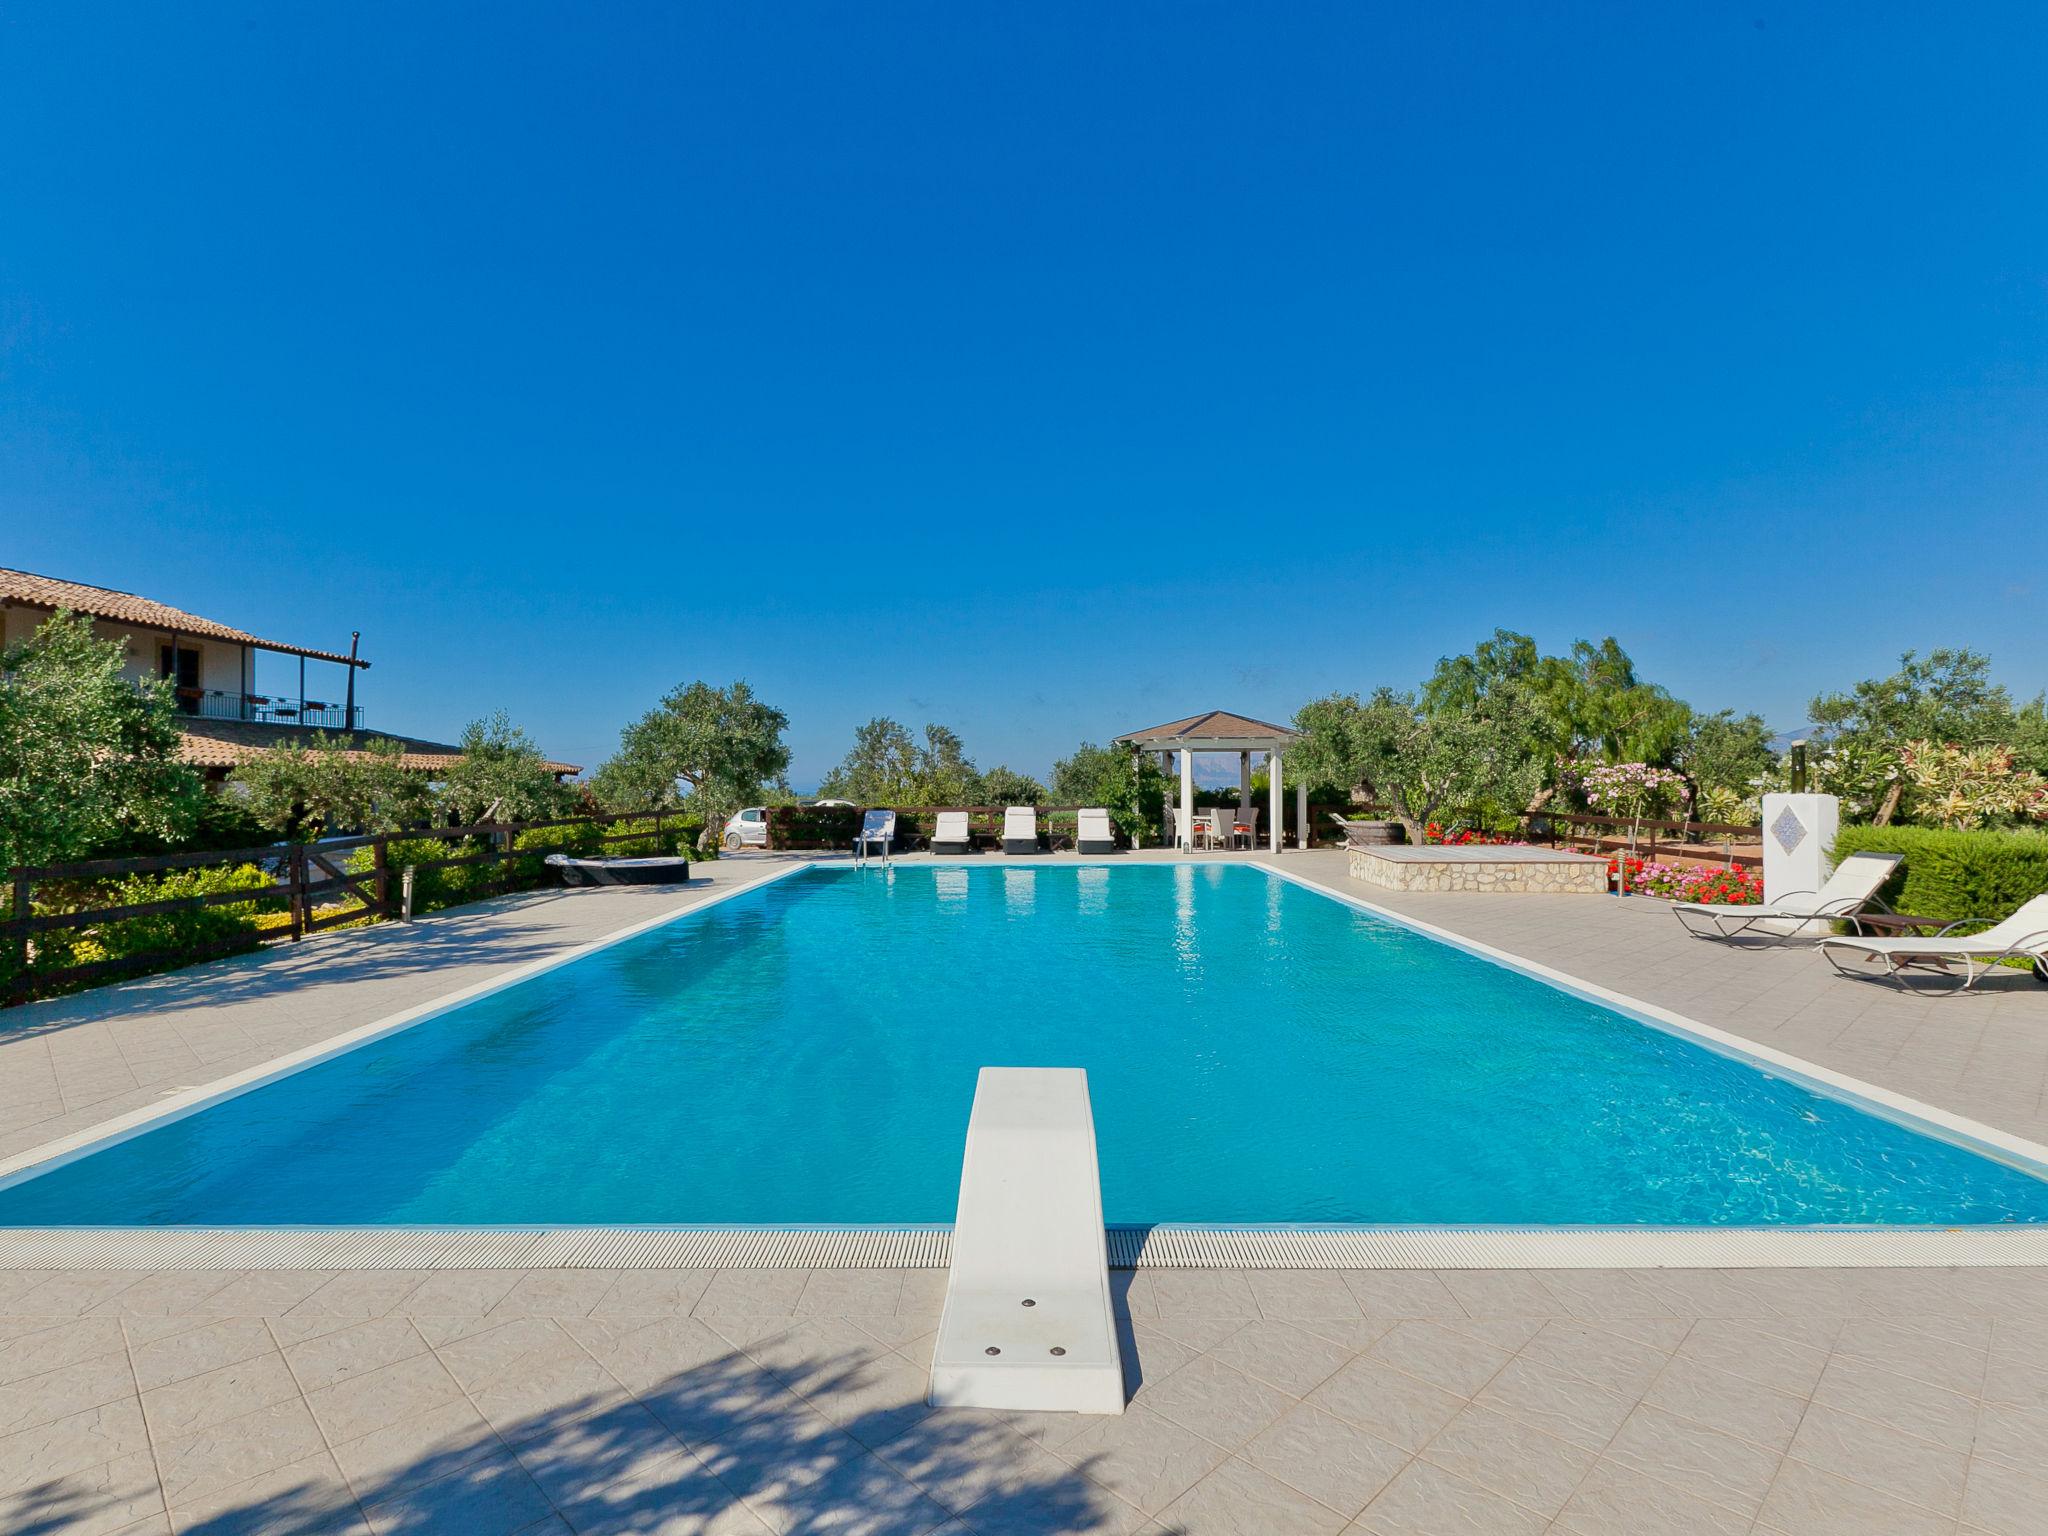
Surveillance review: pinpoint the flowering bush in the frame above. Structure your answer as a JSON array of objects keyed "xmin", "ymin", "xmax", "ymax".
[
  {"xmin": 1626, "ymin": 860, "xmax": 1765, "ymax": 903},
  {"xmin": 1899, "ymin": 740, "xmax": 2048, "ymax": 830},
  {"xmin": 1422, "ymin": 821, "xmax": 1522, "ymax": 846}
]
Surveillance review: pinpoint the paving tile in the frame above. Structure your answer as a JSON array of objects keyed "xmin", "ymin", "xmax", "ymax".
[
  {"xmin": 1809, "ymin": 1353, "xmax": 1978, "ymax": 1453},
  {"xmin": 329, "ymin": 1395, "xmax": 503, "ymax": 1496},
  {"xmin": 305, "ymin": 1351, "xmax": 468, "ymax": 1444},
  {"xmin": 1960, "ymin": 1454, "xmax": 2048, "ymax": 1536},
  {"xmin": 1306, "ymin": 1358, "xmax": 1465, "ymax": 1453},
  {"xmin": 1204, "ymin": 1320, "xmax": 1353, "ymax": 1397},
  {"xmin": 1553, "ymin": 1458, "xmax": 1752, "ymax": 1535},
  {"xmin": 693, "ymin": 1271, "xmax": 810, "ymax": 1319},
  {"xmin": 284, "ymin": 1315, "xmax": 430, "ymax": 1394},
  {"xmin": 588, "ymin": 1269, "xmax": 717, "ymax": 1319},
  {"xmin": 1418, "ymin": 1401, "xmax": 1595, "ymax": 1519},
  {"xmin": 143, "ymin": 1348, "xmax": 300, "ymax": 1439},
  {"xmin": 1152, "ymin": 1456, "xmax": 1350, "ymax": 1536},
  {"xmin": 1756, "ymin": 1455, "xmax": 1954, "ymax": 1536},
  {"xmin": 563, "ymin": 1315, "xmax": 739, "ymax": 1392},
  {"xmin": 1245, "ymin": 1269, "xmax": 1367, "ymax": 1322},
  {"xmin": 128, "ymin": 1316, "xmax": 276, "ymax": 1393},
  {"xmin": 1053, "ymin": 1402, "xmax": 1229, "ymax": 1516},
  {"xmin": 358, "ymin": 1448, "xmax": 557, "ymax": 1536},
  {"xmin": 0, "ymin": 1397, "xmax": 152, "ymax": 1497},
  {"xmin": 1517, "ymin": 1320, "xmax": 1672, "ymax": 1399},
  {"xmin": 1971, "ymin": 1400, "xmax": 2048, "ymax": 1471},
  {"xmin": 165, "ymin": 1450, "xmax": 372, "ymax": 1535},
  {"xmin": 1239, "ymin": 1402, "xmax": 1410, "ymax": 1520},
  {"xmin": 1832, "ymin": 1316, "xmax": 1991, "ymax": 1397},
  {"xmin": 794, "ymin": 1269, "xmax": 905, "ymax": 1315},
  {"xmin": 1432, "ymin": 1270, "xmax": 1563, "ymax": 1320},
  {"xmin": 506, "ymin": 1398, "xmax": 691, "ymax": 1506},
  {"xmin": 0, "ymin": 1317, "xmax": 128, "ymax": 1384},
  {"xmin": 1137, "ymin": 1354, "xmax": 1294, "ymax": 1450},
  {"xmin": 1352, "ymin": 1456, "xmax": 1548, "ymax": 1536},
  {"xmin": 156, "ymin": 1396, "xmax": 328, "ymax": 1508},
  {"xmin": 0, "ymin": 1345, "xmax": 135, "ymax": 1438},
  {"xmin": 393, "ymin": 1268, "xmax": 525, "ymax": 1319},
  {"xmin": 1673, "ymin": 1318, "xmax": 1835, "ymax": 1397},
  {"xmin": 1603, "ymin": 1403, "xmax": 1782, "ymax": 1519},
  {"xmin": 1784, "ymin": 1401, "xmax": 1967, "ymax": 1517},
  {"xmin": 1337, "ymin": 1272, "xmax": 1467, "ymax": 1320},
  {"xmin": 561, "ymin": 1460, "xmax": 777, "ymax": 1535},
  {"xmin": 1642, "ymin": 1355, "xmax": 1810, "ymax": 1453},
  {"xmin": 1469, "ymin": 1355, "xmax": 1636, "ymax": 1452},
  {"xmin": 1365, "ymin": 1321, "xmax": 1512, "ymax": 1398},
  {"xmin": 487, "ymin": 1269, "xmax": 623, "ymax": 1319}
]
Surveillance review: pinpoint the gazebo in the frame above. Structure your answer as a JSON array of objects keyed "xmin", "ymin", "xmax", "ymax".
[{"xmin": 1114, "ymin": 710, "xmax": 1304, "ymax": 853}]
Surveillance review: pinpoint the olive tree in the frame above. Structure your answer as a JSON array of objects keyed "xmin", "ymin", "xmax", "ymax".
[
  {"xmin": 594, "ymin": 681, "xmax": 792, "ymax": 847},
  {"xmin": 233, "ymin": 733, "xmax": 433, "ymax": 840},
  {"xmin": 1291, "ymin": 687, "xmax": 1544, "ymax": 846},
  {"xmin": 0, "ymin": 611, "xmax": 206, "ymax": 869}
]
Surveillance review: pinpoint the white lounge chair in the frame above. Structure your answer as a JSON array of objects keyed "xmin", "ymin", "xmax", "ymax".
[
  {"xmin": 931, "ymin": 810, "xmax": 973, "ymax": 855},
  {"xmin": 855, "ymin": 808, "xmax": 896, "ymax": 861},
  {"xmin": 927, "ymin": 1068, "xmax": 1123, "ymax": 1414},
  {"xmin": 1819, "ymin": 894, "xmax": 2048, "ymax": 994},
  {"xmin": 1002, "ymin": 806, "xmax": 1040, "ymax": 856},
  {"xmin": 1671, "ymin": 850, "xmax": 1902, "ymax": 944},
  {"xmin": 1075, "ymin": 808, "xmax": 1116, "ymax": 855}
]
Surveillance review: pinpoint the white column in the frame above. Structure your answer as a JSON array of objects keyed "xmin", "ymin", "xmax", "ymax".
[
  {"xmin": 1239, "ymin": 750, "xmax": 1251, "ymax": 812},
  {"xmin": 1759, "ymin": 792, "xmax": 1840, "ymax": 936},
  {"xmin": 1268, "ymin": 751, "xmax": 1283, "ymax": 853},
  {"xmin": 1296, "ymin": 780, "xmax": 1308, "ymax": 850},
  {"xmin": 1179, "ymin": 748, "xmax": 1195, "ymax": 852}
]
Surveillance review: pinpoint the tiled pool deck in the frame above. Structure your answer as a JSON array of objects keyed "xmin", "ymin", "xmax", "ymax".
[{"xmin": 2, "ymin": 849, "xmax": 2045, "ymax": 1533}]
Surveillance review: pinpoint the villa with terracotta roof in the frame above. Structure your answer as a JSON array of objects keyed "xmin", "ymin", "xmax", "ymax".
[{"xmin": 0, "ymin": 568, "xmax": 579, "ymax": 780}]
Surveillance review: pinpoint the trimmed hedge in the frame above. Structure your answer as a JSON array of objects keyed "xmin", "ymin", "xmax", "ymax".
[{"xmin": 1831, "ymin": 825, "xmax": 2048, "ymax": 922}]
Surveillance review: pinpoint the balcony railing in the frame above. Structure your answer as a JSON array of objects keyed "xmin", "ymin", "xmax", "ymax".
[{"xmin": 170, "ymin": 687, "xmax": 364, "ymax": 732}]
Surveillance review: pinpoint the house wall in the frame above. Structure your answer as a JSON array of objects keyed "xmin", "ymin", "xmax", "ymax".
[{"xmin": 1, "ymin": 607, "xmax": 247, "ymax": 696}]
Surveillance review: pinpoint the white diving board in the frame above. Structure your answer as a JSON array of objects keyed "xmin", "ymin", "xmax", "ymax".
[{"xmin": 927, "ymin": 1068, "xmax": 1125, "ymax": 1415}]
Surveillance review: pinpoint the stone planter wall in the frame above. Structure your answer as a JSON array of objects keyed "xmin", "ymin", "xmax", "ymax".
[{"xmin": 1347, "ymin": 847, "xmax": 1609, "ymax": 895}]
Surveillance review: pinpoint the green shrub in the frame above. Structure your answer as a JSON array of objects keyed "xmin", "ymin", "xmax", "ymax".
[
  {"xmin": 3, "ymin": 864, "xmax": 282, "ymax": 998},
  {"xmin": 1831, "ymin": 825, "xmax": 2048, "ymax": 922},
  {"xmin": 385, "ymin": 835, "xmax": 488, "ymax": 913}
]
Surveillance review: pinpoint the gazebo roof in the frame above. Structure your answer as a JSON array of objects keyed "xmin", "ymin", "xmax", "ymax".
[{"xmin": 1114, "ymin": 709, "xmax": 1298, "ymax": 751}]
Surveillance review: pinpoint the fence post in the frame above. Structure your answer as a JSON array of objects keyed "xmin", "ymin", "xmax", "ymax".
[
  {"xmin": 8, "ymin": 869, "xmax": 29, "ymax": 1005},
  {"xmin": 372, "ymin": 836, "xmax": 389, "ymax": 922},
  {"xmin": 288, "ymin": 845, "xmax": 306, "ymax": 942}
]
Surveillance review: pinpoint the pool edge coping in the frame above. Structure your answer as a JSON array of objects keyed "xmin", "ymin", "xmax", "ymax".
[{"xmin": 4, "ymin": 855, "xmax": 2047, "ymax": 1270}]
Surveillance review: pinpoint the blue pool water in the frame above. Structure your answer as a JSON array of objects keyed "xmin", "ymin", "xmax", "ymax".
[{"xmin": 4, "ymin": 863, "xmax": 2046, "ymax": 1227}]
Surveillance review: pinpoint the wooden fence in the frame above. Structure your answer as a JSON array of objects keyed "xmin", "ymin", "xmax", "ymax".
[{"xmin": 3, "ymin": 810, "xmax": 675, "ymax": 1007}]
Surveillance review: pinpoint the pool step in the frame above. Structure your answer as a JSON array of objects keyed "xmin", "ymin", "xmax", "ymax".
[{"xmin": 926, "ymin": 1067, "xmax": 1124, "ymax": 1414}]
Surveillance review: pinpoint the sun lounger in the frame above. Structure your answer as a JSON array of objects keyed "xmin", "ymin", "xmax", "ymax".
[
  {"xmin": 1075, "ymin": 808, "xmax": 1116, "ymax": 855},
  {"xmin": 1002, "ymin": 806, "xmax": 1040, "ymax": 856},
  {"xmin": 1818, "ymin": 894, "xmax": 2048, "ymax": 993},
  {"xmin": 1671, "ymin": 850, "xmax": 1901, "ymax": 944},
  {"xmin": 927, "ymin": 1068, "xmax": 1124, "ymax": 1414},
  {"xmin": 931, "ymin": 810, "xmax": 973, "ymax": 855},
  {"xmin": 855, "ymin": 808, "xmax": 896, "ymax": 861}
]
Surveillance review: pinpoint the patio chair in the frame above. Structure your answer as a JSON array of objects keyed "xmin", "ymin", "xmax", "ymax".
[
  {"xmin": 1818, "ymin": 894, "xmax": 2048, "ymax": 995},
  {"xmin": 1670, "ymin": 850, "xmax": 1901, "ymax": 945},
  {"xmin": 1229, "ymin": 806, "xmax": 1260, "ymax": 850},
  {"xmin": 1002, "ymin": 806, "xmax": 1041, "ymax": 856},
  {"xmin": 1076, "ymin": 808, "xmax": 1117, "ymax": 855},
  {"xmin": 931, "ymin": 810, "xmax": 973, "ymax": 855}
]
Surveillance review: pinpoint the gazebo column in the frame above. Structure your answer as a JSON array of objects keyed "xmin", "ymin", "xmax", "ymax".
[
  {"xmin": 1238, "ymin": 750, "xmax": 1251, "ymax": 812},
  {"xmin": 1268, "ymin": 751, "xmax": 1283, "ymax": 853},
  {"xmin": 1296, "ymin": 780, "xmax": 1309, "ymax": 849},
  {"xmin": 1179, "ymin": 748, "xmax": 1195, "ymax": 852}
]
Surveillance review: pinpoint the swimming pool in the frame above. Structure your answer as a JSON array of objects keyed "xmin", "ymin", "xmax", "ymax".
[{"xmin": 3, "ymin": 862, "xmax": 2046, "ymax": 1227}]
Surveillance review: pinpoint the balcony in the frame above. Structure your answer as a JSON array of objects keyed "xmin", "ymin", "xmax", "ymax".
[{"xmin": 169, "ymin": 687, "xmax": 365, "ymax": 732}]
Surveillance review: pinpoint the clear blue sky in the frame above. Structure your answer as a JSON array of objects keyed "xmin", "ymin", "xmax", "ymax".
[{"xmin": 4, "ymin": 4, "xmax": 2044, "ymax": 789}]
